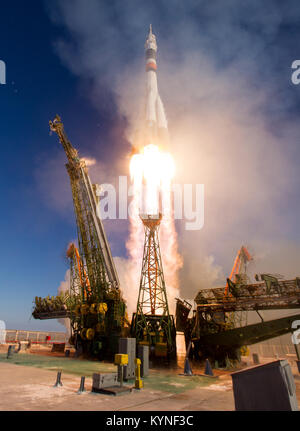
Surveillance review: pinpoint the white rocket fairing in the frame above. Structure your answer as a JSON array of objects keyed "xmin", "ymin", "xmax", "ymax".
[{"xmin": 144, "ymin": 25, "xmax": 169, "ymax": 147}]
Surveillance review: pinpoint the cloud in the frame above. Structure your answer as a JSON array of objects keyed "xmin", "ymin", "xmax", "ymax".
[
  {"xmin": 114, "ymin": 256, "xmax": 139, "ymax": 316},
  {"xmin": 57, "ymin": 269, "xmax": 71, "ymax": 335},
  {"xmin": 45, "ymin": 0, "xmax": 300, "ymax": 314}
]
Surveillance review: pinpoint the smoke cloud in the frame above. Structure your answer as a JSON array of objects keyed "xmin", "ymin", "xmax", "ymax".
[
  {"xmin": 45, "ymin": 1, "xmax": 300, "ymax": 317},
  {"xmin": 57, "ymin": 269, "xmax": 71, "ymax": 335}
]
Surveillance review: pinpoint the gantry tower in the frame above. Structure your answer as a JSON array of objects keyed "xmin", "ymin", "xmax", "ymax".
[
  {"xmin": 33, "ymin": 115, "xmax": 126, "ymax": 359},
  {"xmin": 49, "ymin": 115, "xmax": 120, "ymax": 296},
  {"xmin": 131, "ymin": 214, "xmax": 177, "ymax": 361}
]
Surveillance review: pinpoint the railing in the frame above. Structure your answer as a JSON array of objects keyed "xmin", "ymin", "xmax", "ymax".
[
  {"xmin": 194, "ymin": 277, "xmax": 300, "ymax": 312},
  {"xmin": 5, "ymin": 329, "xmax": 68, "ymax": 344},
  {"xmin": 249, "ymin": 342, "xmax": 295, "ymax": 358},
  {"xmin": 32, "ymin": 310, "xmax": 69, "ymax": 320},
  {"xmin": 248, "ymin": 332, "xmax": 298, "ymax": 359}
]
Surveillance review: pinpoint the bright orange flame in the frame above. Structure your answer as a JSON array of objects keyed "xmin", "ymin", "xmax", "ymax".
[{"xmin": 129, "ymin": 144, "xmax": 175, "ymax": 214}]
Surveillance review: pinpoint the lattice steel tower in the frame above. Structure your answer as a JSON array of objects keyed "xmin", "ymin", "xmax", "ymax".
[
  {"xmin": 131, "ymin": 214, "xmax": 177, "ymax": 362},
  {"xmin": 46, "ymin": 115, "xmax": 126, "ymax": 359}
]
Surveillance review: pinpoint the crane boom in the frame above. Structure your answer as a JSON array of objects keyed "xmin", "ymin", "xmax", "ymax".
[
  {"xmin": 49, "ymin": 115, "xmax": 120, "ymax": 292},
  {"xmin": 224, "ymin": 246, "xmax": 252, "ymax": 296},
  {"xmin": 33, "ymin": 116, "xmax": 126, "ymax": 359}
]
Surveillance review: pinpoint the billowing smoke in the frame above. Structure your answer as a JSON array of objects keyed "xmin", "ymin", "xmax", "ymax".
[
  {"xmin": 114, "ymin": 256, "xmax": 140, "ymax": 316},
  {"xmin": 81, "ymin": 157, "xmax": 97, "ymax": 167},
  {"xmin": 57, "ymin": 268, "xmax": 70, "ymax": 296},
  {"xmin": 57, "ymin": 269, "xmax": 71, "ymax": 336},
  {"xmin": 45, "ymin": 1, "xmax": 300, "ymax": 317}
]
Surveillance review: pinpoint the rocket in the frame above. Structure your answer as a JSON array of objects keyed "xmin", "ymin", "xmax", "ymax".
[
  {"xmin": 130, "ymin": 25, "xmax": 169, "ymax": 156},
  {"xmin": 144, "ymin": 25, "xmax": 169, "ymax": 148}
]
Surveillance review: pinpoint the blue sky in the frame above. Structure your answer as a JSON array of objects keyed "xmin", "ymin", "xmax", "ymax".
[
  {"xmin": 2, "ymin": 0, "xmax": 300, "ymax": 330},
  {"xmin": 0, "ymin": 1, "xmax": 114, "ymax": 330}
]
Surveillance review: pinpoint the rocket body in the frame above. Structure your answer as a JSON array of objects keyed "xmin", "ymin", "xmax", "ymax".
[{"xmin": 144, "ymin": 25, "xmax": 169, "ymax": 148}]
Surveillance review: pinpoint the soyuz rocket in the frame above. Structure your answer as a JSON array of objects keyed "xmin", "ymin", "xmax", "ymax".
[
  {"xmin": 144, "ymin": 24, "xmax": 169, "ymax": 145},
  {"xmin": 133, "ymin": 25, "xmax": 169, "ymax": 153}
]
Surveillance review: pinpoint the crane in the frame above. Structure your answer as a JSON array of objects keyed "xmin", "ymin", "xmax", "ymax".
[
  {"xmin": 223, "ymin": 246, "xmax": 253, "ymax": 328},
  {"xmin": 176, "ymin": 246, "xmax": 300, "ymax": 365},
  {"xmin": 33, "ymin": 115, "xmax": 127, "ymax": 359},
  {"xmin": 66, "ymin": 243, "xmax": 90, "ymax": 300},
  {"xmin": 49, "ymin": 115, "xmax": 120, "ymax": 293},
  {"xmin": 224, "ymin": 246, "xmax": 253, "ymax": 296}
]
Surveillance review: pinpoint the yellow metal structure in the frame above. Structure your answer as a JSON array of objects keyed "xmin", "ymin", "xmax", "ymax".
[
  {"xmin": 98, "ymin": 303, "xmax": 108, "ymax": 314},
  {"xmin": 135, "ymin": 358, "xmax": 143, "ymax": 389},
  {"xmin": 139, "ymin": 341, "xmax": 150, "ymax": 346},
  {"xmin": 114, "ymin": 354, "xmax": 129, "ymax": 366},
  {"xmin": 86, "ymin": 328, "xmax": 95, "ymax": 340}
]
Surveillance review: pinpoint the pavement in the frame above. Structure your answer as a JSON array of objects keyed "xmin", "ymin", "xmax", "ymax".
[
  {"xmin": 0, "ymin": 362, "xmax": 235, "ymax": 411},
  {"xmin": 0, "ymin": 346, "xmax": 300, "ymax": 411},
  {"xmin": 0, "ymin": 349, "xmax": 235, "ymax": 411}
]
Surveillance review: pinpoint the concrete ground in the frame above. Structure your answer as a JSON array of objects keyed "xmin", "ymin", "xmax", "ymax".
[
  {"xmin": 0, "ymin": 362, "xmax": 235, "ymax": 411},
  {"xmin": 0, "ymin": 345, "xmax": 299, "ymax": 411}
]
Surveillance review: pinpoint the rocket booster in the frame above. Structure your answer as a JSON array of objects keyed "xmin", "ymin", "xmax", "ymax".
[{"xmin": 144, "ymin": 25, "xmax": 169, "ymax": 148}]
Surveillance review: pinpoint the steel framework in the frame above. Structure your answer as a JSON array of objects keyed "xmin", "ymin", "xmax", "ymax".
[
  {"xmin": 49, "ymin": 115, "xmax": 120, "ymax": 295},
  {"xmin": 225, "ymin": 246, "xmax": 253, "ymax": 328},
  {"xmin": 33, "ymin": 115, "xmax": 127, "ymax": 359},
  {"xmin": 131, "ymin": 214, "xmax": 176, "ymax": 361},
  {"xmin": 195, "ymin": 275, "xmax": 300, "ymax": 312},
  {"xmin": 176, "ymin": 272, "xmax": 300, "ymax": 365}
]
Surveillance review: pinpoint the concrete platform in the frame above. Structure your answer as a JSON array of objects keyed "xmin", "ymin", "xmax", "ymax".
[
  {"xmin": 0, "ymin": 361, "xmax": 235, "ymax": 411},
  {"xmin": 92, "ymin": 385, "xmax": 133, "ymax": 396},
  {"xmin": 1, "ymin": 348, "xmax": 300, "ymax": 411}
]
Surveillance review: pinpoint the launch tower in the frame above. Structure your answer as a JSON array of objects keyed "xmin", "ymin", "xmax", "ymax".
[
  {"xmin": 131, "ymin": 214, "xmax": 176, "ymax": 361},
  {"xmin": 33, "ymin": 115, "xmax": 127, "ymax": 359}
]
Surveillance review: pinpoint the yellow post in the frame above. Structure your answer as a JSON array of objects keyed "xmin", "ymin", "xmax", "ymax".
[
  {"xmin": 114, "ymin": 354, "xmax": 128, "ymax": 388},
  {"xmin": 114, "ymin": 354, "xmax": 129, "ymax": 366},
  {"xmin": 135, "ymin": 358, "xmax": 143, "ymax": 389}
]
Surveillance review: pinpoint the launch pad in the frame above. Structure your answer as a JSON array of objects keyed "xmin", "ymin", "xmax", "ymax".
[
  {"xmin": 32, "ymin": 27, "xmax": 300, "ymax": 371},
  {"xmin": 1, "ymin": 339, "xmax": 300, "ymax": 411}
]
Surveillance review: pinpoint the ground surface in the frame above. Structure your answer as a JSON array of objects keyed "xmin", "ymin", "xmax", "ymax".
[{"xmin": 0, "ymin": 344, "xmax": 299, "ymax": 411}]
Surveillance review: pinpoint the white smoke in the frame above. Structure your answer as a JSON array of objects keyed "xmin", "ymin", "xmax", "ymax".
[
  {"xmin": 114, "ymin": 256, "xmax": 140, "ymax": 316},
  {"xmin": 57, "ymin": 269, "xmax": 71, "ymax": 337},
  {"xmin": 45, "ymin": 1, "xmax": 300, "ymax": 317},
  {"xmin": 81, "ymin": 157, "xmax": 97, "ymax": 167}
]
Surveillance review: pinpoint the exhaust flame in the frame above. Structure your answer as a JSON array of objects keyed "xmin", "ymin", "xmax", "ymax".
[
  {"xmin": 127, "ymin": 143, "xmax": 182, "ymax": 314},
  {"xmin": 130, "ymin": 144, "xmax": 175, "ymax": 215}
]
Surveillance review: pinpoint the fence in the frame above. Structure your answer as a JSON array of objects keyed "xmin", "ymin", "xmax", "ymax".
[
  {"xmin": 249, "ymin": 333, "xmax": 298, "ymax": 358},
  {"xmin": 3, "ymin": 330, "xmax": 297, "ymax": 355},
  {"xmin": 5, "ymin": 329, "xmax": 68, "ymax": 344}
]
